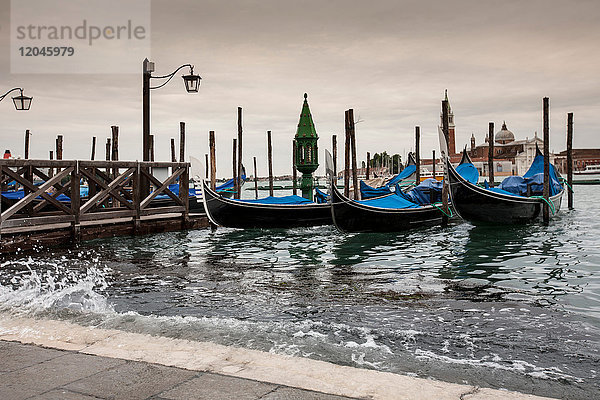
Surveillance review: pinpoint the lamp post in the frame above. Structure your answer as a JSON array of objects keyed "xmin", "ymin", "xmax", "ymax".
[
  {"xmin": 142, "ymin": 58, "xmax": 201, "ymax": 195},
  {"xmin": 0, "ymin": 88, "xmax": 33, "ymax": 111}
]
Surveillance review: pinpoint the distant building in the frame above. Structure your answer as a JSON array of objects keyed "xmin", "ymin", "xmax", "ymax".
[{"xmin": 554, "ymin": 149, "xmax": 600, "ymax": 174}]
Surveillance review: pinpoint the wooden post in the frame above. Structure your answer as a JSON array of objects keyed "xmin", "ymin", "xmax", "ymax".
[
  {"xmin": 180, "ymin": 162, "xmax": 190, "ymax": 228},
  {"xmin": 543, "ymin": 97, "xmax": 550, "ymax": 224},
  {"xmin": 171, "ymin": 138, "xmax": 176, "ymax": 162},
  {"xmin": 179, "ymin": 122, "xmax": 185, "ymax": 162},
  {"xmin": 149, "ymin": 135, "xmax": 155, "ymax": 162},
  {"xmin": 209, "ymin": 131, "xmax": 216, "ymax": 191},
  {"xmin": 366, "ymin": 152, "xmax": 371, "ymax": 180},
  {"xmin": 344, "ymin": 112, "xmax": 351, "ymax": 197},
  {"xmin": 253, "ymin": 156, "xmax": 259, "ymax": 199},
  {"xmin": 292, "ymin": 140, "xmax": 298, "ymax": 195},
  {"xmin": 71, "ymin": 161, "xmax": 81, "ymax": 243},
  {"xmin": 348, "ymin": 109, "xmax": 359, "ymax": 199},
  {"xmin": 49, "ymin": 151, "xmax": 54, "ymax": 177},
  {"xmin": 24, "ymin": 130, "xmax": 31, "ymax": 159},
  {"xmin": 441, "ymin": 99, "xmax": 450, "ymax": 225},
  {"xmin": 105, "ymin": 138, "xmax": 111, "ymax": 177},
  {"xmin": 133, "ymin": 162, "xmax": 141, "ymax": 234},
  {"xmin": 237, "ymin": 107, "xmax": 243, "ymax": 199},
  {"xmin": 90, "ymin": 136, "xmax": 96, "ymax": 160},
  {"xmin": 488, "ymin": 122, "xmax": 494, "ymax": 187},
  {"xmin": 567, "ymin": 112, "xmax": 574, "ymax": 210},
  {"xmin": 112, "ymin": 126, "xmax": 120, "ymax": 207},
  {"xmin": 332, "ymin": 134, "xmax": 338, "ymax": 177},
  {"xmin": 267, "ymin": 130, "xmax": 274, "ymax": 197},
  {"xmin": 415, "ymin": 126, "xmax": 421, "ymax": 184},
  {"xmin": 205, "ymin": 153, "xmax": 209, "ymax": 179},
  {"xmin": 55, "ymin": 135, "xmax": 63, "ymax": 174},
  {"xmin": 56, "ymin": 135, "xmax": 63, "ymax": 160},
  {"xmin": 432, "ymin": 150, "xmax": 436, "ymax": 179},
  {"xmin": 232, "ymin": 138, "xmax": 237, "ymax": 198}
]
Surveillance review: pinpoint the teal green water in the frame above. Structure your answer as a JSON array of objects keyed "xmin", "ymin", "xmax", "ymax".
[{"xmin": 1, "ymin": 186, "xmax": 599, "ymax": 399}]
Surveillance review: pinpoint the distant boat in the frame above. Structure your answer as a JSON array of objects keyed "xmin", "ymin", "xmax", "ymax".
[
  {"xmin": 202, "ymin": 179, "xmax": 332, "ymax": 229},
  {"xmin": 574, "ymin": 164, "xmax": 600, "ymax": 175}
]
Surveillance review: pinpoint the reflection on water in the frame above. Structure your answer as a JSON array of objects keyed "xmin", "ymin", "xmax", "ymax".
[{"xmin": 1, "ymin": 187, "xmax": 599, "ymax": 399}]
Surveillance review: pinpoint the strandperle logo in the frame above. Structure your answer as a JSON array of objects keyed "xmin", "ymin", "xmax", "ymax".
[
  {"xmin": 15, "ymin": 20, "xmax": 147, "ymax": 46},
  {"xmin": 10, "ymin": 0, "xmax": 151, "ymax": 74}
]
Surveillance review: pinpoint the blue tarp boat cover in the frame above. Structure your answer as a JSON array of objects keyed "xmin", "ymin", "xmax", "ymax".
[
  {"xmin": 237, "ymin": 195, "xmax": 313, "ymax": 205},
  {"xmin": 315, "ymin": 187, "xmax": 329, "ymax": 204},
  {"xmin": 397, "ymin": 178, "xmax": 442, "ymax": 205},
  {"xmin": 357, "ymin": 193, "xmax": 420, "ymax": 209},
  {"xmin": 360, "ymin": 181, "xmax": 392, "ymax": 199},
  {"xmin": 216, "ymin": 171, "xmax": 247, "ymax": 192},
  {"xmin": 386, "ymin": 164, "xmax": 416, "ymax": 187},
  {"xmin": 495, "ymin": 154, "xmax": 562, "ymax": 196},
  {"xmin": 456, "ymin": 163, "xmax": 479, "ymax": 184}
]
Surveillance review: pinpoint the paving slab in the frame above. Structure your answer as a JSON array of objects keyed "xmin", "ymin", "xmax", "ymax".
[
  {"xmin": 64, "ymin": 360, "xmax": 198, "ymax": 400},
  {"xmin": 158, "ymin": 373, "xmax": 277, "ymax": 400},
  {"xmin": 262, "ymin": 386, "xmax": 358, "ymax": 400},
  {"xmin": 0, "ymin": 340, "xmax": 64, "ymax": 373},
  {"xmin": 29, "ymin": 389, "xmax": 103, "ymax": 400},
  {"xmin": 0, "ymin": 351, "xmax": 125, "ymax": 400}
]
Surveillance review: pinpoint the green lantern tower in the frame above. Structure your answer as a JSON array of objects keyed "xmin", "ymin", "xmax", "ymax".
[{"xmin": 294, "ymin": 93, "xmax": 319, "ymax": 200}]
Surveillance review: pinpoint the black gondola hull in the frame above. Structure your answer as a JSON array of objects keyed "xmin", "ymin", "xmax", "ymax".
[
  {"xmin": 202, "ymin": 180, "xmax": 332, "ymax": 229},
  {"xmin": 447, "ymin": 160, "xmax": 563, "ymax": 224},
  {"xmin": 330, "ymin": 184, "xmax": 443, "ymax": 233}
]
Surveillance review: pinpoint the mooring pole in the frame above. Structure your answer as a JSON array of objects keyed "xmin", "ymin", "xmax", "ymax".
[
  {"xmin": 415, "ymin": 126, "xmax": 421, "ymax": 184},
  {"xmin": 232, "ymin": 138, "xmax": 237, "ymax": 198},
  {"xmin": 170, "ymin": 138, "xmax": 176, "ymax": 162},
  {"xmin": 253, "ymin": 156, "xmax": 259, "ymax": 199},
  {"xmin": 205, "ymin": 153, "xmax": 209, "ymax": 179},
  {"xmin": 441, "ymin": 99, "xmax": 450, "ymax": 225},
  {"xmin": 49, "ymin": 151, "xmax": 54, "ymax": 177},
  {"xmin": 344, "ymin": 111, "xmax": 351, "ymax": 197},
  {"xmin": 105, "ymin": 138, "xmax": 110, "ymax": 178},
  {"xmin": 24, "ymin": 130, "xmax": 31, "ymax": 159},
  {"xmin": 56, "ymin": 135, "xmax": 63, "ymax": 174},
  {"xmin": 543, "ymin": 97, "xmax": 550, "ymax": 225},
  {"xmin": 366, "ymin": 152, "xmax": 371, "ymax": 180},
  {"xmin": 348, "ymin": 109, "xmax": 359, "ymax": 199},
  {"xmin": 332, "ymin": 134, "xmax": 337, "ymax": 177},
  {"xmin": 90, "ymin": 136, "xmax": 96, "ymax": 161},
  {"xmin": 432, "ymin": 150, "xmax": 436, "ymax": 179},
  {"xmin": 237, "ymin": 107, "xmax": 243, "ymax": 199},
  {"xmin": 267, "ymin": 130, "xmax": 274, "ymax": 197},
  {"xmin": 179, "ymin": 122, "xmax": 185, "ymax": 162},
  {"xmin": 488, "ymin": 122, "xmax": 494, "ymax": 187},
  {"xmin": 292, "ymin": 140, "xmax": 298, "ymax": 196},
  {"xmin": 567, "ymin": 112, "xmax": 574, "ymax": 210},
  {"xmin": 149, "ymin": 134, "xmax": 154, "ymax": 162},
  {"xmin": 209, "ymin": 131, "xmax": 216, "ymax": 191},
  {"xmin": 111, "ymin": 126, "xmax": 119, "ymax": 179}
]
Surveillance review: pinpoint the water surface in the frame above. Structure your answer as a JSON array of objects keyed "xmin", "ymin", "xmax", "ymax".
[{"xmin": 1, "ymin": 186, "xmax": 599, "ymax": 399}]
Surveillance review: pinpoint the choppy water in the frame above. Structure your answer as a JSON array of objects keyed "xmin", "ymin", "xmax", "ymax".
[{"xmin": 1, "ymin": 186, "xmax": 600, "ymax": 399}]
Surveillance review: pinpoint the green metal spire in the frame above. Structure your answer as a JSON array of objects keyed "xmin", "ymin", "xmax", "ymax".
[
  {"xmin": 293, "ymin": 93, "xmax": 319, "ymax": 200},
  {"xmin": 295, "ymin": 93, "xmax": 319, "ymax": 140}
]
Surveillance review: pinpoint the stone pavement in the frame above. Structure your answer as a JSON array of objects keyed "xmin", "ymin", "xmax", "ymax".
[{"xmin": 0, "ymin": 341, "xmax": 356, "ymax": 400}]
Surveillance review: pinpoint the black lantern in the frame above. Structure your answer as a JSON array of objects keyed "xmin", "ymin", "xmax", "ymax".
[
  {"xmin": 182, "ymin": 67, "xmax": 201, "ymax": 93},
  {"xmin": 12, "ymin": 90, "xmax": 33, "ymax": 111}
]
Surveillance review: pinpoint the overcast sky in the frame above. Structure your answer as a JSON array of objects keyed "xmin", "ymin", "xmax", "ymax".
[{"xmin": 1, "ymin": 0, "xmax": 599, "ymax": 177}]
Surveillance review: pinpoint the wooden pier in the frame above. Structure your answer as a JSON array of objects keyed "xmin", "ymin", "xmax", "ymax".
[{"xmin": 0, "ymin": 159, "xmax": 208, "ymax": 254}]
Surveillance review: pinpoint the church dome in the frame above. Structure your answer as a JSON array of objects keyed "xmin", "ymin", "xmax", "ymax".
[{"xmin": 495, "ymin": 121, "xmax": 515, "ymax": 144}]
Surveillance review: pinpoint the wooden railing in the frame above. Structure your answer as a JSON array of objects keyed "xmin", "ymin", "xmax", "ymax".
[{"xmin": 0, "ymin": 160, "xmax": 190, "ymax": 242}]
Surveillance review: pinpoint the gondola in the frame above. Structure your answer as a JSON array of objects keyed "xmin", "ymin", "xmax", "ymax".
[
  {"xmin": 359, "ymin": 152, "xmax": 417, "ymax": 199},
  {"xmin": 443, "ymin": 133, "xmax": 564, "ymax": 224},
  {"xmin": 202, "ymin": 179, "xmax": 332, "ymax": 229},
  {"xmin": 330, "ymin": 182, "xmax": 444, "ymax": 233}
]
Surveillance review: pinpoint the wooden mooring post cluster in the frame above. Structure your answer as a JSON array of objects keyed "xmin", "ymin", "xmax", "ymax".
[{"xmin": 0, "ymin": 159, "xmax": 208, "ymax": 253}]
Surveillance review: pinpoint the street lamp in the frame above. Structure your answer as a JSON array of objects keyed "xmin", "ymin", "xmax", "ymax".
[
  {"xmin": 142, "ymin": 58, "xmax": 201, "ymax": 163},
  {"xmin": 142, "ymin": 58, "xmax": 201, "ymax": 196},
  {"xmin": 0, "ymin": 88, "xmax": 33, "ymax": 111}
]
